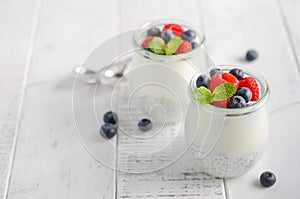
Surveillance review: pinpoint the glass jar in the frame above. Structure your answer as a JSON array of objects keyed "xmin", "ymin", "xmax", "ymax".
[
  {"xmin": 125, "ymin": 19, "xmax": 208, "ymax": 124},
  {"xmin": 185, "ymin": 66, "xmax": 270, "ymax": 178}
]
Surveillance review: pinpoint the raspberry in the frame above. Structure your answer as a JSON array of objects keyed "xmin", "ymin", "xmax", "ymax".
[
  {"xmin": 238, "ymin": 77, "xmax": 260, "ymax": 101},
  {"xmin": 163, "ymin": 24, "xmax": 184, "ymax": 36},
  {"xmin": 222, "ymin": 73, "xmax": 239, "ymax": 89},
  {"xmin": 209, "ymin": 73, "xmax": 226, "ymax": 92},
  {"xmin": 141, "ymin": 36, "xmax": 153, "ymax": 49},
  {"xmin": 212, "ymin": 99, "xmax": 230, "ymax": 108},
  {"xmin": 175, "ymin": 40, "xmax": 192, "ymax": 54}
]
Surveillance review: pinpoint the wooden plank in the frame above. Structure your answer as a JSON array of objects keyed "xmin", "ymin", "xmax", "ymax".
[
  {"xmin": 277, "ymin": 0, "xmax": 300, "ymax": 71},
  {"xmin": 201, "ymin": 0, "xmax": 300, "ymax": 109},
  {"xmin": 117, "ymin": 0, "xmax": 226, "ymax": 198},
  {"xmin": 6, "ymin": 0, "xmax": 119, "ymax": 198},
  {"xmin": 201, "ymin": 0, "xmax": 300, "ymax": 198},
  {"xmin": 0, "ymin": 0, "xmax": 38, "ymax": 197}
]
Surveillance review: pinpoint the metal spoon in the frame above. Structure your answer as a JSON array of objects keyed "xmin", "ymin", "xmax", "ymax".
[{"xmin": 73, "ymin": 57, "xmax": 131, "ymax": 84}]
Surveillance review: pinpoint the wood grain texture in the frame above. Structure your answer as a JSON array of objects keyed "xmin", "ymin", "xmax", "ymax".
[
  {"xmin": 117, "ymin": 0, "xmax": 225, "ymax": 198},
  {"xmin": 0, "ymin": 0, "xmax": 38, "ymax": 197},
  {"xmin": 201, "ymin": 0, "xmax": 300, "ymax": 111},
  {"xmin": 277, "ymin": 0, "xmax": 300, "ymax": 71},
  {"xmin": 6, "ymin": 0, "xmax": 119, "ymax": 198},
  {"xmin": 201, "ymin": 0, "xmax": 300, "ymax": 198}
]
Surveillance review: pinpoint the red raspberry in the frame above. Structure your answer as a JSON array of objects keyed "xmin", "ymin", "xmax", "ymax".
[
  {"xmin": 163, "ymin": 24, "xmax": 184, "ymax": 36},
  {"xmin": 209, "ymin": 73, "xmax": 226, "ymax": 92},
  {"xmin": 222, "ymin": 73, "xmax": 239, "ymax": 89},
  {"xmin": 239, "ymin": 77, "xmax": 260, "ymax": 101},
  {"xmin": 141, "ymin": 36, "xmax": 153, "ymax": 49},
  {"xmin": 212, "ymin": 99, "xmax": 230, "ymax": 108},
  {"xmin": 175, "ymin": 40, "xmax": 192, "ymax": 54}
]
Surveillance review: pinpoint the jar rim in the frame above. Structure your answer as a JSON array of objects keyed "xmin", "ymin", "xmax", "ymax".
[
  {"xmin": 133, "ymin": 18, "xmax": 206, "ymax": 62},
  {"xmin": 189, "ymin": 65, "xmax": 270, "ymax": 116}
]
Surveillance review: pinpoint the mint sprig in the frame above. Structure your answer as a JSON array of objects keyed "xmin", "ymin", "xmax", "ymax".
[
  {"xmin": 192, "ymin": 82, "xmax": 237, "ymax": 104},
  {"xmin": 192, "ymin": 86, "xmax": 212, "ymax": 104},
  {"xmin": 148, "ymin": 37, "xmax": 165, "ymax": 55},
  {"xmin": 164, "ymin": 37, "xmax": 183, "ymax": 55}
]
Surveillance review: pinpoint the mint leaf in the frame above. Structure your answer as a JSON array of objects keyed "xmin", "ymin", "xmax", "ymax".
[
  {"xmin": 212, "ymin": 82, "xmax": 237, "ymax": 101},
  {"xmin": 164, "ymin": 37, "xmax": 183, "ymax": 55},
  {"xmin": 192, "ymin": 86, "xmax": 212, "ymax": 104},
  {"xmin": 148, "ymin": 37, "xmax": 165, "ymax": 54}
]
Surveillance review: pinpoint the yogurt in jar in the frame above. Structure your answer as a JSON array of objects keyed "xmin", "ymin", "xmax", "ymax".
[{"xmin": 185, "ymin": 67, "xmax": 270, "ymax": 178}]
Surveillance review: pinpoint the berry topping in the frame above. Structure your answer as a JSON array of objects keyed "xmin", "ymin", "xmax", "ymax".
[
  {"xmin": 175, "ymin": 40, "xmax": 192, "ymax": 54},
  {"xmin": 236, "ymin": 87, "xmax": 252, "ymax": 103},
  {"xmin": 229, "ymin": 96, "xmax": 247, "ymax": 108},
  {"xmin": 138, "ymin": 118, "xmax": 152, "ymax": 132},
  {"xmin": 196, "ymin": 75, "xmax": 210, "ymax": 88},
  {"xmin": 191, "ymin": 42, "xmax": 198, "ymax": 49},
  {"xmin": 103, "ymin": 111, "xmax": 118, "ymax": 125},
  {"xmin": 212, "ymin": 99, "xmax": 230, "ymax": 108},
  {"xmin": 163, "ymin": 24, "xmax": 184, "ymax": 36},
  {"xmin": 229, "ymin": 68, "xmax": 244, "ymax": 80},
  {"xmin": 161, "ymin": 30, "xmax": 176, "ymax": 43},
  {"xmin": 100, "ymin": 123, "xmax": 117, "ymax": 139},
  {"xmin": 141, "ymin": 36, "xmax": 153, "ymax": 49},
  {"xmin": 165, "ymin": 37, "xmax": 183, "ymax": 55},
  {"xmin": 181, "ymin": 29, "xmax": 196, "ymax": 42},
  {"xmin": 209, "ymin": 73, "xmax": 238, "ymax": 91},
  {"xmin": 260, "ymin": 171, "xmax": 276, "ymax": 187},
  {"xmin": 209, "ymin": 73, "xmax": 226, "ymax": 92},
  {"xmin": 246, "ymin": 50, "xmax": 258, "ymax": 61},
  {"xmin": 147, "ymin": 27, "xmax": 161, "ymax": 37},
  {"xmin": 239, "ymin": 77, "xmax": 260, "ymax": 101},
  {"xmin": 222, "ymin": 73, "xmax": 239, "ymax": 88},
  {"xmin": 209, "ymin": 68, "xmax": 223, "ymax": 78},
  {"xmin": 148, "ymin": 37, "xmax": 165, "ymax": 55}
]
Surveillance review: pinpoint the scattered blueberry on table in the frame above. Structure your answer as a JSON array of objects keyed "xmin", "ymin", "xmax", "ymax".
[
  {"xmin": 138, "ymin": 118, "xmax": 152, "ymax": 132},
  {"xmin": 103, "ymin": 111, "xmax": 118, "ymax": 125},
  {"xmin": 100, "ymin": 123, "xmax": 117, "ymax": 139},
  {"xmin": 246, "ymin": 50, "xmax": 258, "ymax": 61},
  {"xmin": 260, "ymin": 171, "xmax": 277, "ymax": 187}
]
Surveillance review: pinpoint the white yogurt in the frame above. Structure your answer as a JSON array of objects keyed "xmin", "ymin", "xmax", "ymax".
[{"xmin": 185, "ymin": 68, "xmax": 270, "ymax": 178}]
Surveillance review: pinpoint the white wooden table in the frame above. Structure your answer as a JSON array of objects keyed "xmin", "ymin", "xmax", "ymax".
[{"xmin": 1, "ymin": 0, "xmax": 300, "ymax": 198}]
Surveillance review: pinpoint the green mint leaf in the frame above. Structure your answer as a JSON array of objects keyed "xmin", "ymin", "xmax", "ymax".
[
  {"xmin": 148, "ymin": 37, "xmax": 165, "ymax": 54},
  {"xmin": 192, "ymin": 86, "xmax": 212, "ymax": 104},
  {"xmin": 212, "ymin": 82, "xmax": 237, "ymax": 101},
  {"xmin": 164, "ymin": 37, "xmax": 183, "ymax": 55}
]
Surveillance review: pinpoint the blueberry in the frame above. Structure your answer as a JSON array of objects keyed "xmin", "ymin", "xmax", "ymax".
[
  {"xmin": 192, "ymin": 42, "xmax": 199, "ymax": 49},
  {"xmin": 209, "ymin": 68, "xmax": 223, "ymax": 78},
  {"xmin": 246, "ymin": 50, "xmax": 258, "ymax": 61},
  {"xmin": 100, "ymin": 123, "xmax": 117, "ymax": 139},
  {"xmin": 236, "ymin": 87, "xmax": 252, "ymax": 103},
  {"xmin": 103, "ymin": 111, "xmax": 118, "ymax": 125},
  {"xmin": 260, "ymin": 171, "xmax": 276, "ymax": 187},
  {"xmin": 161, "ymin": 30, "xmax": 175, "ymax": 43},
  {"xmin": 181, "ymin": 30, "xmax": 196, "ymax": 42},
  {"xmin": 229, "ymin": 96, "xmax": 247, "ymax": 108},
  {"xmin": 196, "ymin": 75, "xmax": 210, "ymax": 88},
  {"xmin": 229, "ymin": 68, "xmax": 244, "ymax": 80},
  {"xmin": 138, "ymin": 118, "xmax": 152, "ymax": 132},
  {"xmin": 147, "ymin": 27, "xmax": 161, "ymax": 37}
]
